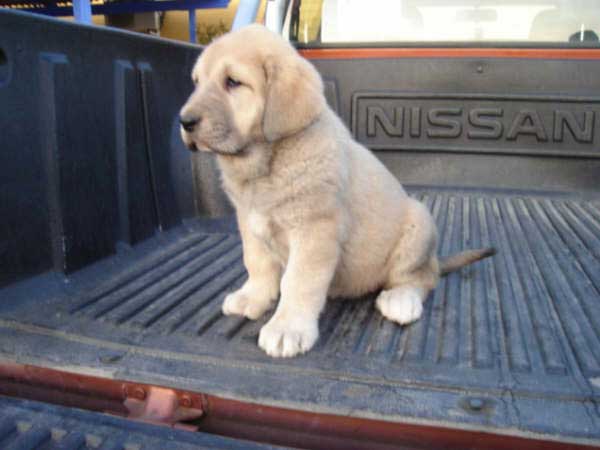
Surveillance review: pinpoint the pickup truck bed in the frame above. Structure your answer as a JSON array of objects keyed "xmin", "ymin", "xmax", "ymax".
[
  {"xmin": 1, "ymin": 9, "xmax": 599, "ymax": 449},
  {"xmin": 3, "ymin": 189, "xmax": 600, "ymax": 447}
]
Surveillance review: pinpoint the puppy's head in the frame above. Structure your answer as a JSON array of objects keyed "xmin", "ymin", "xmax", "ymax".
[{"xmin": 179, "ymin": 24, "xmax": 325, "ymax": 155}]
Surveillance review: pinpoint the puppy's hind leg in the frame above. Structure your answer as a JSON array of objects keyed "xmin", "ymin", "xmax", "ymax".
[
  {"xmin": 376, "ymin": 199, "xmax": 439, "ymax": 325},
  {"xmin": 376, "ymin": 262, "xmax": 437, "ymax": 325},
  {"xmin": 377, "ymin": 286, "xmax": 425, "ymax": 325}
]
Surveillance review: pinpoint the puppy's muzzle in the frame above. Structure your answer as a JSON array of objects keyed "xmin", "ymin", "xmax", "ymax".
[{"xmin": 179, "ymin": 115, "xmax": 201, "ymax": 132}]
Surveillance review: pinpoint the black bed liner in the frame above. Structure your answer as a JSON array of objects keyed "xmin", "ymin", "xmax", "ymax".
[
  {"xmin": 2, "ymin": 188, "xmax": 599, "ymax": 446},
  {"xmin": 2, "ymin": 9, "xmax": 600, "ymax": 449},
  {"xmin": 0, "ymin": 395, "xmax": 278, "ymax": 449}
]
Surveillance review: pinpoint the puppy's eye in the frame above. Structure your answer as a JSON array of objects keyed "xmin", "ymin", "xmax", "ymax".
[{"xmin": 225, "ymin": 76, "xmax": 242, "ymax": 90}]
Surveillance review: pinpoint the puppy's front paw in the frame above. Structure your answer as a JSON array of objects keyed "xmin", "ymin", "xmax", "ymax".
[
  {"xmin": 258, "ymin": 316, "xmax": 318, "ymax": 358},
  {"xmin": 222, "ymin": 289, "xmax": 271, "ymax": 320},
  {"xmin": 376, "ymin": 287, "xmax": 423, "ymax": 325}
]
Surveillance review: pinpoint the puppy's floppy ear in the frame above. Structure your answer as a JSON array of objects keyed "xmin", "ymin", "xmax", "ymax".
[{"xmin": 262, "ymin": 54, "xmax": 326, "ymax": 142}]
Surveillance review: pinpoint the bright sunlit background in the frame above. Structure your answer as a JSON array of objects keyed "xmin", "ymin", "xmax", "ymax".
[{"xmin": 291, "ymin": 0, "xmax": 600, "ymax": 44}]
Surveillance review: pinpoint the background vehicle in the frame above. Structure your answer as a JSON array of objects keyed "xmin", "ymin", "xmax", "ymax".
[{"xmin": 1, "ymin": 1, "xmax": 599, "ymax": 448}]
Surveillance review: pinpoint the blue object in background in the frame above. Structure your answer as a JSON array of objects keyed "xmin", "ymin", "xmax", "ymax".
[
  {"xmin": 72, "ymin": 0, "xmax": 92, "ymax": 23},
  {"xmin": 3, "ymin": 0, "xmax": 259, "ymax": 43},
  {"xmin": 231, "ymin": 0, "xmax": 261, "ymax": 30}
]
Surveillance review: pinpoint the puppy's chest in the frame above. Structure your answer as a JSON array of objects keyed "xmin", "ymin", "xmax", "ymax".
[
  {"xmin": 247, "ymin": 210, "xmax": 288, "ymax": 261},
  {"xmin": 224, "ymin": 176, "xmax": 289, "ymax": 258},
  {"xmin": 247, "ymin": 210, "xmax": 273, "ymax": 241}
]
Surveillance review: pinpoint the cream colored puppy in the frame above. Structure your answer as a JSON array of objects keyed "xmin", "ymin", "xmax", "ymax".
[{"xmin": 179, "ymin": 25, "xmax": 494, "ymax": 358}]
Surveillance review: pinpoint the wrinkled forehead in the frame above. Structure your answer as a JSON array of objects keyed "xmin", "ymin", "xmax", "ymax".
[
  {"xmin": 192, "ymin": 42, "xmax": 245, "ymax": 78},
  {"xmin": 191, "ymin": 48, "xmax": 258, "ymax": 85}
]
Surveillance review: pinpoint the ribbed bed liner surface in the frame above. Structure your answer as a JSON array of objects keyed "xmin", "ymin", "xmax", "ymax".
[
  {"xmin": 0, "ymin": 395, "xmax": 277, "ymax": 449},
  {"xmin": 1, "ymin": 189, "xmax": 600, "ymax": 445}
]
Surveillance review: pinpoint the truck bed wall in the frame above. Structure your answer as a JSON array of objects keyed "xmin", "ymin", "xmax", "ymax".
[{"xmin": 1, "ymin": 10, "xmax": 599, "ymax": 287}]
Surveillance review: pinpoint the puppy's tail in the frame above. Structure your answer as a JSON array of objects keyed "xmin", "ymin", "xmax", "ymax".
[{"xmin": 440, "ymin": 247, "xmax": 496, "ymax": 276}]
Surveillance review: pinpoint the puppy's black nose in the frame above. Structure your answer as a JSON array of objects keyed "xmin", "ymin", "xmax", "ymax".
[{"xmin": 179, "ymin": 115, "xmax": 200, "ymax": 132}]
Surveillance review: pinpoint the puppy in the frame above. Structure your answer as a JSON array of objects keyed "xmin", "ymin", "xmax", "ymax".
[{"xmin": 179, "ymin": 25, "xmax": 494, "ymax": 358}]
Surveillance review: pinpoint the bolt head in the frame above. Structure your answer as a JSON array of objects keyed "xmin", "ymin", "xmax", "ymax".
[{"xmin": 468, "ymin": 398, "xmax": 484, "ymax": 410}]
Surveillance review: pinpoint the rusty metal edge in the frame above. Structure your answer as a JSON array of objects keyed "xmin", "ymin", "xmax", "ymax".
[{"xmin": 0, "ymin": 361, "xmax": 596, "ymax": 450}]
